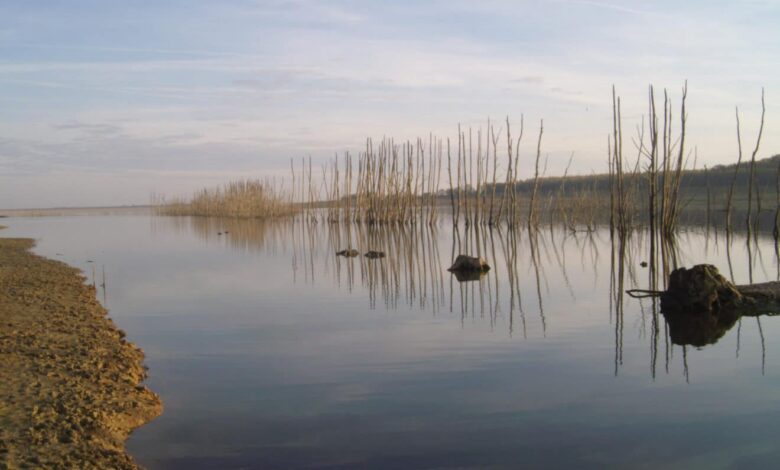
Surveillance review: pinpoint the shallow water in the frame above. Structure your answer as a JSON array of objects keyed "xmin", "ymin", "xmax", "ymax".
[{"xmin": 4, "ymin": 215, "xmax": 780, "ymax": 469}]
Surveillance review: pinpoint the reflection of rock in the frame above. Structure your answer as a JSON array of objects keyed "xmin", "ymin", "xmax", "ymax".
[
  {"xmin": 452, "ymin": 269, "xmax": 487, "ymax": 282},
  {"xmin": 336, "ymin": 249, "xmax": 359, "ymax": 257},
  {"xmin": 663, "ymin": 306, "xmax": 739, "ymax": 347},
  {"xmin": 364, "ymin": 250, "xmax": 385, "ymax": 259},
  {"xmin": 448, "ymin": 255, "xmax": 490, "ymax": 273}
]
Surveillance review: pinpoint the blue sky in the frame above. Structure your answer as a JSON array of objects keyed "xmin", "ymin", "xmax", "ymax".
[{"xmin": 1, "ymin": 0, "xmax": 778, "ymax": 208}]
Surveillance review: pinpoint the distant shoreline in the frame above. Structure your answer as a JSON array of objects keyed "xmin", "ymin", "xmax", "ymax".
[{"xmin": 0, "ymin": 205, "xmax": 153, "ymax": 217}]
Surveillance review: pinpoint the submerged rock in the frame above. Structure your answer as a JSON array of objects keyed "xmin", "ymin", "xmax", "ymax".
[
  {"xmin": 336, "ymin": 249, "xmax": 359, "ymax": 257},
  {"xmin": 448, "ymin": 255, "xmax": 490, "ymax": 273},
  {"xmin": 364, "ymin": 250, "xmax": 385, "ymax": 259}
]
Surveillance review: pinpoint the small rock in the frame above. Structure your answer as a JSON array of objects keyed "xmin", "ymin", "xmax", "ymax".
[{"xmin": 336, "ymin": 249, "xmax": 359, "ymax": 257}]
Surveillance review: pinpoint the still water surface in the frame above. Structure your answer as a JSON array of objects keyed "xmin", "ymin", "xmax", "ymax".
[{"xmin": 4, "ymin": 215, "xmax": 780, "ymax": 469}]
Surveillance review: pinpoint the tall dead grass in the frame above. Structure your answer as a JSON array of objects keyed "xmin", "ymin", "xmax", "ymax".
[{"xmin": 156, "ymin": 179, "xmax": 298, "ymax": 218}]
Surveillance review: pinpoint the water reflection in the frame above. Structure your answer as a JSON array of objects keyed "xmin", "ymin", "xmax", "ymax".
[
  {"xmin": 154, "ymin": 215, "xmax": 778, "ymax": 378},
  {"xmin": 8, "ymin": 214, "xmax": 780, "ymax": 468},
  {"xmin": 663, "ymin": 307, "xmax": 742, "ymax": 347}
]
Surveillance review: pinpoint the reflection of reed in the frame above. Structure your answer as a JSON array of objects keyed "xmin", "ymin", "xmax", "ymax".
[
  {"xmin": 529, "ymin": 229, "xmax": 547, "ymax": 337},
  {"xmin": 325, "ymin": 221, "xmax": 571, "ymax": 338},
  {"xmin": 156, "ymin": 214, "xmax": 776, "ymax": 376},
  {"xmin": 622, "ymin": 220, "xmax": 777, "ymax": 379},
  {"xmin": 160, "ymin": 215, "xmax": 612, "ymax": 339},
  {"xmin": 494, "ymin": 228, "xmax": 524, "ymax": 337},
  {"xmin": 155, "ymin": 216, "xmax": 296, "ymax": 253}
]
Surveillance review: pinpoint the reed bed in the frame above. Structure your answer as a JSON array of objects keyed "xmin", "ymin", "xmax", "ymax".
[
  {"xmin": 153, "ymin": 83, "xmax": 769, "ymax": 237},
  {"xmin": 155, "ymin": 179, "xmax": 298, "ymax": 218},
  {"xmin": 294, "ymin": 117, "xmax": 559, "ymax": 229}
]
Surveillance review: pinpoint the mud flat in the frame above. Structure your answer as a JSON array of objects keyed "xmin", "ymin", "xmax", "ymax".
[{"xmin": 0, "ymin": 236, "xmax": 161, "ymax": 469}]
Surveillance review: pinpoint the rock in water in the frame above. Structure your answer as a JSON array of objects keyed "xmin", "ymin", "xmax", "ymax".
[
  {"xmin": 658, "ymin": 264, "xmax": 780, "ymax": 346},
  {"xmin": 448, "ymin": 255, "xmax": 490, "ymax": 273},
  {"xmin": 661, "ymin": 264, "xmax": 742, "ymax": 315},
  {"xmin": 336, "ymin": 249, "xmax": 359, "ymax": 257},
  {"xmin": 364, "ymin": 251, "xmax": 385, "ymax": 259}
]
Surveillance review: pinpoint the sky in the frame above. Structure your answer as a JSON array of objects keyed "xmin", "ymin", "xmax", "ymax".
[{"xmin": 1, "ymin": 0, "xmax": 778, "ymax": 209}]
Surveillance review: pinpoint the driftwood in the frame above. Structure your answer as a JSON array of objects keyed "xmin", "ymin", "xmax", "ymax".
[{"xmin": 632, "ymin": 264, "xmax": 780, "ymax": 347}]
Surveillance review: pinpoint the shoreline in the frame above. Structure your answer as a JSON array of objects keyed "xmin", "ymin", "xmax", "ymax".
[
  {"xmin": 0, "ymin": 235, "xmax": 162, "ymax": 468},
  {"xmin": 0, "ymin": 206, "xmax": 152, "ymax": 218}
]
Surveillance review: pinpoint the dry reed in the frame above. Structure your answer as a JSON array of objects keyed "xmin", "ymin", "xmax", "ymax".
[{"xmin": 156, "ymin": 179, "xmax": 298, "ymax": 218}]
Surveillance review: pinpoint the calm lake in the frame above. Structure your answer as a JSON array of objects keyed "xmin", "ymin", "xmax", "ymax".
[{"xmin": 4, "ymin": 214, "xmax": 780, "ymax": 469}]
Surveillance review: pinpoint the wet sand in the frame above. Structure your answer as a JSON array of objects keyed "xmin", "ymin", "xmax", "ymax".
[{"xmin": 0, "ymin": 235, "xmax": 161, "ymax": 469}]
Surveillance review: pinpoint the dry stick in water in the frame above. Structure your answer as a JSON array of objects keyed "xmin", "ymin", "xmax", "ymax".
[
  {"xmin": 745, "ymin": 88, "xmax": 766, "ymax": 235},
  {"xmin": 447, "ymin": 138, "xmax": 457, "ymax": 225},
  {"xmin": 418, "ymin": 139, "xmax": 425, "ymax": 223},
  {"xmin": 290, "ymin": 158, "xmax": 296, "ymax": 208},
  {"xmin": 456, "ymin": 127, "xmax": 463, "ymax": 226},
  {"xmin": 482, "ymin": 127, "xmax": 489, "ymax": 225},
  {"xmin": 496, "ymin": 119, "xmax": 511, "ymax": 226},
  {"xmin": 528, "ymin": 120, "xmax": 544, "ymax": 227},
  {"xmin": 489, "ymin": 124, "xmax": 500, "ymax": 225},
  {"xmin": 725, "ymin": 108, "xmax": 745, "ymax": 233},
  {"xmin": 470, "ymin": 127, "xmax": 476, "ymax": 226},
  {"xmin": 465, "ymin": 129, "xmax": 472, "ymax": 226},
  {"xmin": 511, "ymin": 117, "xmax": 523, "ymax": 228},
  {"xmin": 774, "ymin": 159, "xmax": 780, "ymax": 240},
  {"xmin": 660, "ymin": 91, "xmax": 669, "ymax": 234},
  {"xmin": 614, "ymin": 87, "xmax": 627, "ymax": 234},
  {"xmin": 705, "ymin": 164, "xmax": 712, "ymax": 231},
  {"xmin": 647, "ymin": 85, "xmax": 659, "ymax": 245},
  {"xmin": 608, "ymin": 135, "xmax": 615, "ymax": 235},
  {"xmin": 433, "ymin": 138, "xmax": 443, "ymax": 225},
  {"xmin": 556, "ymin": 152, "xmax": 575, "ymax": 230},
  {"xmin": 666, "ymin": 82, "xmax": 688, "ymax": 234},
  {"xmin": 475, "ymin": 128, "xmax": 482, "ymax": 225}
]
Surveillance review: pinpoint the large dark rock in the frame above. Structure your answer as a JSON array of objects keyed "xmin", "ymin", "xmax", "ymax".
[
  {"xmin": 656, "ymin": 264, "xmax": 780, "ymax": 347},
  {"xmin": 661, "ymin": 264, "xmax": 742, "ymax": 315}
]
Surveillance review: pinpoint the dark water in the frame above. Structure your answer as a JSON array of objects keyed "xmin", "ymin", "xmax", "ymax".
[{"xmin": 4, "ymin": 215, "xmax": 780, "ymax": 469}]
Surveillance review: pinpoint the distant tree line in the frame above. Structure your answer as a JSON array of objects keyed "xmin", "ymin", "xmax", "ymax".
[{"xmin": 437, "ymin": 154, "xmax": 780, "ymax": 203}]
